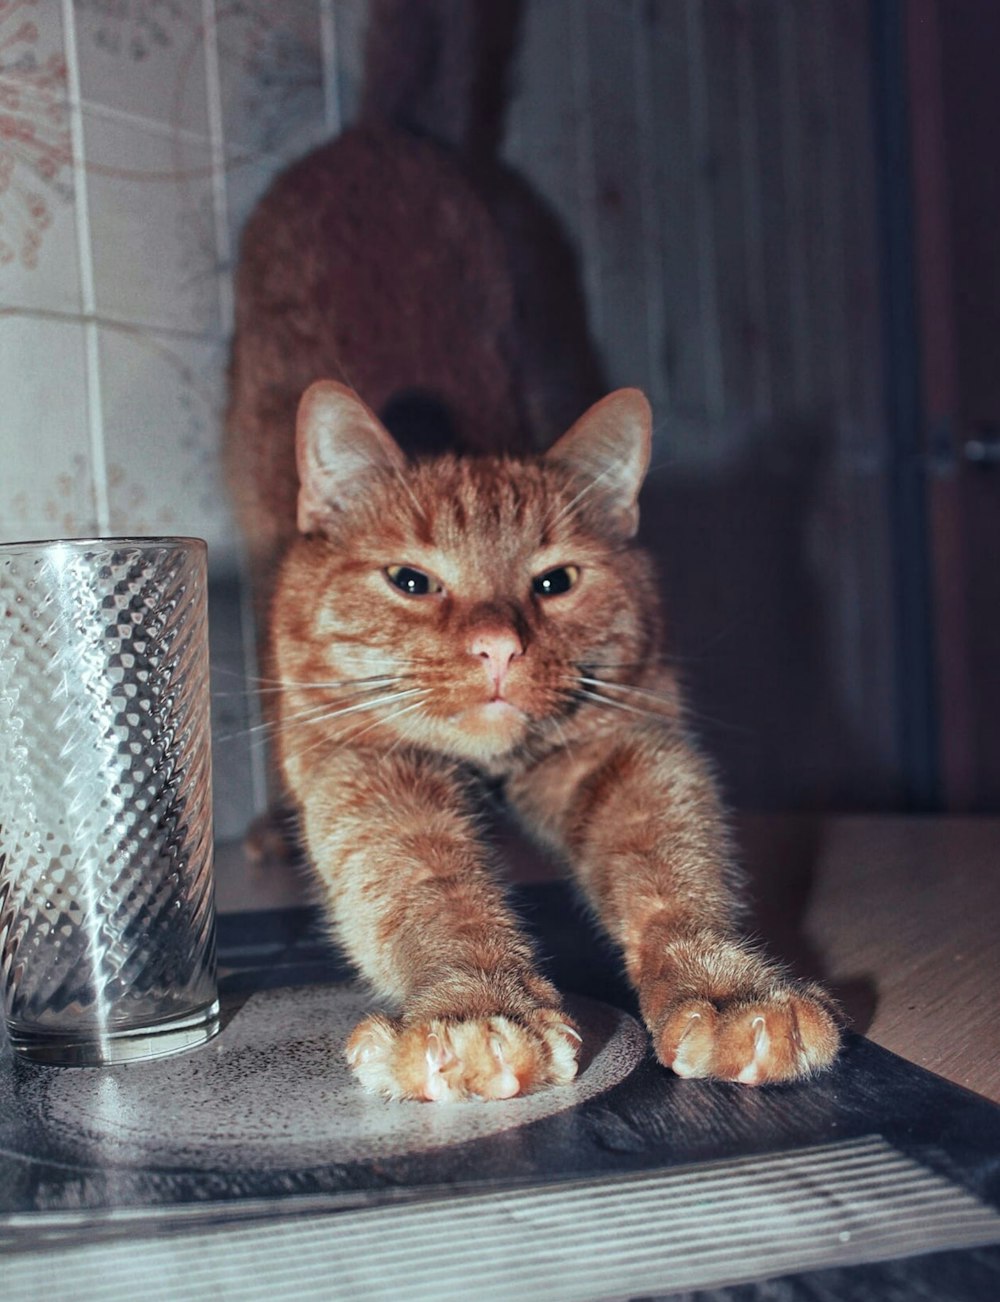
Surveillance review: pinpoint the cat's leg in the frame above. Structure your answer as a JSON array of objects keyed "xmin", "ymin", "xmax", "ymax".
[
  {"xmin": 508, "ymin": 728, "xmax": 840, "ymax": 1085},
  {"xmin": 295, "ymin": 749, "xmax": 580, "ymax": 1101}
]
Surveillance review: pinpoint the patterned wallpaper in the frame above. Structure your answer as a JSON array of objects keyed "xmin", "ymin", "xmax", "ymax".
[{"xmin": 0, "ymin": 0, "xmax": 351, "ymax": 567}]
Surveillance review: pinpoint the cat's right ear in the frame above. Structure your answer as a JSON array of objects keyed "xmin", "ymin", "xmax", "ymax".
[
  {"xmin": 296, "ymin": 380, "xmax": 406, "ymax": 533},
  {"xmin": 545, "ymin": 388, "xmax": 652, "ymax": 538}
]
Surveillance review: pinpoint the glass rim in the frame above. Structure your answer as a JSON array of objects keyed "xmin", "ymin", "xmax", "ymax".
[{"xmin": 0, "ymin": 535, "xmax": 207, "ymax": 556}]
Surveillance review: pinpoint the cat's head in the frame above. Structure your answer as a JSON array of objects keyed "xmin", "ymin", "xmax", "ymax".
[{"xmin": 273, "ymin": 381, "xmax": 661, "ymax": 767}]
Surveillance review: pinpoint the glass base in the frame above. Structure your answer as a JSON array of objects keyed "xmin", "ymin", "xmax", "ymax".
[{"xmin": 7, "ymin": 998, "xmax": 221, "ymax": 1066}]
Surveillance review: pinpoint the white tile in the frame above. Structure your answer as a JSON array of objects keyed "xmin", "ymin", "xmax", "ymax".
[
  {"xmin": 97, "ymin": 324, "xmax": 237, "ymax": 565},
  {"xmin": 215, "ymin": 0, "xmax": 328, "ymax": 159},
  {"xmin": 71, "ymin": 0, "xmax": 209, "ymax": 136},
  {"xmin": 223, "ymin": 145, "xmax": 283, "ymax": 260},
  {"xmin": 329, "ymin": 0, "xmax": 367, "ymax": 129},
  {"xmin": 0, "ymin": 314, "xmax": 96, "ymax": 542},
  {"xmin": 83, "ymin": 108, "xmax": 222, "ymax": 334},
  {"xmin": 0, "ymin": 86, "xmax": 81, "ymax": 309},
  {"xmin": 208, "ymin": 574, "xmax": 259, "ymax": 840},
  {"xmin": 501, "ymin": 0, "xmax": 586, "ymax": 256},
  {"xmin": 0, "ymin": 10, "xmax": 81, "ymax": 303},
  {"xmin": 0, "ymin": 1, "xmax": 67, "ymax": 101}
]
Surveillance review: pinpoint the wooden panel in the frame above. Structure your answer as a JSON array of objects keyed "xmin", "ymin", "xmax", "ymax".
[
  {"xmin": 732, "ymin": 0, "xmax": 772, "ymax": 418},
  {"xmin": 835, "ymin": 2, "xmax": 886, "ymax": 441},
  {"xmin": 793, "ymin": 0, "xmax": 897, "ymax": 789},
  {"xmin": 909, "ymin": 0, "xmax": 1000, "ymax": 809},
  {"xmin": 802, "ymin": 0, "xmax": 836, "ymax": 411},
  {"xmin": 939, "ymin": 0, "xmax": 1000, "ymax": 808},
  {"xmin": 329, "ymin": 0, "xmax": 369, "ymax": 128},
  {"xmin": 746, "ymin": 0, "xmax": 800, "ymax": 417},
  {"xmin": 702, "ymin": 0, "xmax": 753, "ymax": 424},
  {"xmin": 503, "ymin": 0, "xmax": 586, "ymax": 263},
  {"xmin": 501, "ymin": 0, "xmax": 607, "ymax": 439},
  {"xmin": 582, "ymin": 1, "xmax": 651, "ymax": 395},
  {"xmin": 826, "ymin": 0, "xmax": 899, "ymax": 787},
  {"xmin": 643, "ymin": 0, "xmax": 705, "ymax": 430},
  {"xmin": 635, "ymin": 0, "xmax": 895, "ymax": 807}
]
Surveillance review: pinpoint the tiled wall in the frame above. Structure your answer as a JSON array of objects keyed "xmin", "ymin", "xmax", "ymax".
[
  {"xmin": 0, "ymin": 1, "xmax": 367, "ymax": 835},
  {"xmin": 0, "ymin": 0, "xmax": 359, "ymax": 563}
]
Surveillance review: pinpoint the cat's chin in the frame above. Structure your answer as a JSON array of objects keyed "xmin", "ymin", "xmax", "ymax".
[{"xmin": 445, "ymin": 700, "xmax": 529, "ymax": 759}]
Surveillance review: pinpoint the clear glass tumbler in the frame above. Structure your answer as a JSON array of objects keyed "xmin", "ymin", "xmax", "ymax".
[{"xmin": 0, "ymin": 537, "xmax": 220, "ymax": 1064}]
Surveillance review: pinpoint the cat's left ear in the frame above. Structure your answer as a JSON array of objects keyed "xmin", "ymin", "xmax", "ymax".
[
  {"xmin": 296, "ymin": 380, "xmax": 406, "ymax": 533},
  {"xmin": 545, "ymin": 389, "xmax": 652, "ymax": 538}
]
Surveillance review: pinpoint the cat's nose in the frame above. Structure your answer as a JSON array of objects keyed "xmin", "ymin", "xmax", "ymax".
[{"xmin": 469, "ymin": 630, "xmax": 524, "ymax": 692}]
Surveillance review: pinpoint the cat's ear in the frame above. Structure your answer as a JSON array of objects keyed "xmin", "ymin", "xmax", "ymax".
[
  {"xmin": 296, "ymin": 380, "xmax": 406, "ymax": 533},
  {"xmin": 545, "ymin": 389, "xmax": 652, "ymax": 538}
]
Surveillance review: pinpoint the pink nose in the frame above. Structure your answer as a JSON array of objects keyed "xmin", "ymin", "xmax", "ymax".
[{"xmin": 468, "ymin": 630, "xmax": 524, "ymax": 691}]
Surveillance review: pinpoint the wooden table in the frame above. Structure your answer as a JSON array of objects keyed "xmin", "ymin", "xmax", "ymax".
[
  {"xmin": 739, "ymin": 813, "xmax": 1000, "ymax": 1104},
  {"xmin": 214, "ymin": 812, "xmax": 1000, "ymax": 1104}
]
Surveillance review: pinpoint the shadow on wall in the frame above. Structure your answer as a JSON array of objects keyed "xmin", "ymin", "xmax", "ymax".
[
  {"xmin": 361, "ymin": 0, "xmax": 608, "ymax": 445},
  {"xmin": 641, "ymin": 420, "xmax": 898, "ymax": 811},
  {"xmin": 227, "ymin": 0, "xmax": 893, "ymax": 815},
  {"xmin": 224, "ymin": 0, "xmax": 604, "ymax": 619},
  {"xmin": 364, "ymin": 0, "xmax": 896, "ymax": 812}
]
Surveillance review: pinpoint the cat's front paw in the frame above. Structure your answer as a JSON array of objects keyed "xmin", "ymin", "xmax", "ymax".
[
  {"xmin": 345, "ymin": 1008, "xmax": 581, "ymax": 1102},
  {"xmin": 653, "ymin": 981, "xmax": 840, "ymax": 1085}
]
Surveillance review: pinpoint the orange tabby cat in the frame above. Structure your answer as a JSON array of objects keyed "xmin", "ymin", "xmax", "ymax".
[{"xmin": 269, "ymin": 379, "xmax": 840, "ymax": 1101}]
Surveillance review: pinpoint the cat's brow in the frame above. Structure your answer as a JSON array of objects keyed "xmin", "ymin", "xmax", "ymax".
[
  {"xmin": 530, "ymin": 544, "xmax": 589, "ymax": 573},
  {"xmin": 385, "ymin": 547, "xmax": 448, "ymax": 572}
]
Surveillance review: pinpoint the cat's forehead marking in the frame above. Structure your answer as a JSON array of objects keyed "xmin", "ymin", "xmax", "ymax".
[
  {"xmin": 375, "ymin": 460, "xmax": 541, "ymax": 596},
  {"xmin": 364, "ymin": 454, "xmax": 604, "ymax": 603},
  {"xmin": 400, "ymin": 458, "xmax": 562, "ymax": 582}
]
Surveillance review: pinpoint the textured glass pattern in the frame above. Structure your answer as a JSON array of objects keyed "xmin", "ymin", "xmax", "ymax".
[{"xmin": 0, "ymin": 538, "xmax": 218, "ymax": 1063}]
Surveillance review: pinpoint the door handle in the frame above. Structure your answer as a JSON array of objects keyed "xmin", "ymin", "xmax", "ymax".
[{"xmin": 964, "ymin": 425, "xmax": 1000, "ymax": 467}]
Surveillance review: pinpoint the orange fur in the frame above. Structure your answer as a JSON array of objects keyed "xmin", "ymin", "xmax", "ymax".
[{"xmin": 260, "ymin": 382, "xmax": 841, "ymax": 1101}]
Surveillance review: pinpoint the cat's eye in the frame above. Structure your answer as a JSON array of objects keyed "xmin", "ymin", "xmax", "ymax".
[
  {"xmin": 385, "ymin": 564, "xmax": 443, "ymax": 597},
  {"xmin": 532, "ymin": 565, "xmax": 580, "ymax": 598}
]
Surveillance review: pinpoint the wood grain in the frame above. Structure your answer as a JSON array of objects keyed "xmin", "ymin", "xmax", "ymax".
[{"xmin": 741, "ymin": 813, "xmax": 1000, "ymax": 1103}]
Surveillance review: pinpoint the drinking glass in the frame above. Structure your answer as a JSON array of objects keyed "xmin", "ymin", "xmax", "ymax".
[{"xmin": 0, "ymin": 537, "xmax": 219, "ymax": 1064}]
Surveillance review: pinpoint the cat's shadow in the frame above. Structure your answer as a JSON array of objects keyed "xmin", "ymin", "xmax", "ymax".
[
  {"xmin": 490, "ymin": 801, "xmax": 877, "ymax": 1038},
  {"xmin": 737, "ymin": 814, "xmax": 877, "ymax": 1036}
]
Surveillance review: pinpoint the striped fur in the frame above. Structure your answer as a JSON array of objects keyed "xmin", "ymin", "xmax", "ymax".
[{"xmin": 267, "ymin": 383, "xmax": 840, "ymax": 1100}]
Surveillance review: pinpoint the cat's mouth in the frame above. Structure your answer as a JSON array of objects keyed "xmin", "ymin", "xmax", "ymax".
[
  {"xmin": 452, "ymin": 696, "xmax": 527, "ymax": 744},
  {"xmin": 482, "ymin": 697, "xmax": 522, "ymax": 716},
  {"xmin": 465, "ymin": 697, "xmax": 524, "ymax": 723}
]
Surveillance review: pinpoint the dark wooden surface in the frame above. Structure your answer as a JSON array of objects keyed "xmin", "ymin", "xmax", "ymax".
[
  {"xmin": 6, "ymin": 834, "xmax": 1000, "ymax": 1298},
  {"xmin": 5, "ymin": 892, "xmax": 1000, "ymax": 1222}
]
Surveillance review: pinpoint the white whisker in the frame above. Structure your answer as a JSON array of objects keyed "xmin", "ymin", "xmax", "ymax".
[
  {"xmin": 218, "ymin": 688, "xmax": 423, "ymax": 745},
  {"xmin": 224, "ymin": 698, "xmax": 343, "ymax": 741},
  {"xmin": 571, "ymin": 677, "xmax": 746, "ymax": 736},
  {"xmin": 277, "ymin": 696, "xmax": 428, "ymax": 768},
  {"xmin": 575, "ymin": 675, "xmax": 683, "ymax": 706},
  {"xmin": 545, "ymin": 460, "xmax": 620, "ymax": 533},
  {"xmin": 286, "ymin": 688, "xmax": 424, "ymax": 728},
  {"xmin": 214, "ymin": 675, "xmax": 405, "ymax": 699},
  {"xmin": 213, "ymin": 659, "xmax": 424, "ymax": 687},
  {"xmin": 573, "ymin": 686, "xmax": 663, "ymax": 722},
  {"xmin": 344, "ymin": 697, "xmax": 427, "ymax": 745}
]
